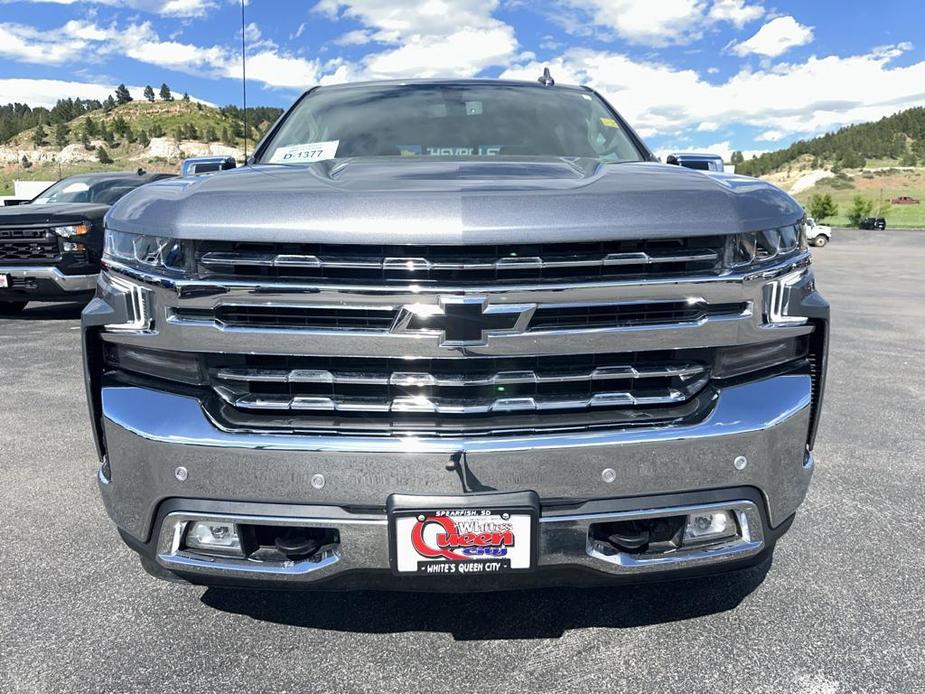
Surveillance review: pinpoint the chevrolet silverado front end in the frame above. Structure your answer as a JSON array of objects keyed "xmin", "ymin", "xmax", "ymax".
[{"xmin": 82, "ymin": 78, "xmax": 828, "ymax": 589}]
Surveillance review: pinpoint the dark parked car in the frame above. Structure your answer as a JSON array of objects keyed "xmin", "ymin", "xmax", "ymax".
[
  {"xmin": 0, "ymin": 170, "xmax": 173, "ymax": 314},
  {"xmin": 861, "ymin": 217, "xmax": 887, "ymax": 230}
]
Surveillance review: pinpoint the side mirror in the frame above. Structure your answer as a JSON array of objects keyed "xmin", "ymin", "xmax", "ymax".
[{"xmin": 181, "ymin": 156, "xmax": 237, "ymax": 177}]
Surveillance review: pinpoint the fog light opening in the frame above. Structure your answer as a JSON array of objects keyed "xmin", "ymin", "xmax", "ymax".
[
  {"xmin": 590, "ymin": 509, "xmax": 742, "ymax": 557},
  {"xmin": 683, "ymin": 511, "xmax": 738, "ymax": 546},
  {"xmin": 183, "ymin": 521, "xmax": 244, "ymax": 557}
]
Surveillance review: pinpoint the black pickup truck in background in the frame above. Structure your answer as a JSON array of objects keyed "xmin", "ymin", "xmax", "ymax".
[{"xmin": 0, "ymin": 170, "xmax": 173, "ymax": 315}]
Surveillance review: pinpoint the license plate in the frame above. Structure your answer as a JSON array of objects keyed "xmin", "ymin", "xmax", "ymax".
[
  {"xmin": 389, "ymin": 492, "xmax": 537, "ymax": 575},
  {"xmin": 0, "ymin": 275, "xmax": 7, "ymax": 288}
]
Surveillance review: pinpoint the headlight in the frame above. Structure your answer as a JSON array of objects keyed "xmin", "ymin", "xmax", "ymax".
[
  {"xmin": 52, "ymin": 223, "xmax": 89, "ymax": 238},
  {"xmin": 103, "ymin": 228, "xmax": 186, "ymax": 273},
  {"xmin": 730, "ymin": 223, "xmax": 806, "ymax": 267}
]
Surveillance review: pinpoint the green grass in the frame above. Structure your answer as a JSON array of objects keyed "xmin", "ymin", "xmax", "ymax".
[{"xmin": 795, "ymin": 184, "xmax": 925, "ymax": 228}]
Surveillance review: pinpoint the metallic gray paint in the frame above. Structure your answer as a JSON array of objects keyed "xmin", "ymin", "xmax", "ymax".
[{"xmin": 105, "ymin": 159, "xmax": 803, "ymax": 244}]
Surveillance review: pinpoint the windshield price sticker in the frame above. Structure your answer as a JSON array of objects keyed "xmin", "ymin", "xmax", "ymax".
[
  {"xmin": 270, "ymin": 140, "xmax": 339, "ymax": 164},
  {"xmin": 393, "ymin": 509, "xmax": 532, "ymax": 574}
]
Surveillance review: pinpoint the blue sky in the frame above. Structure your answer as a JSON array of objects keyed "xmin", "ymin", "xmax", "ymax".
[{"xmin": 2, "ymin": 0, "xmax": 925, "ymax": 158}]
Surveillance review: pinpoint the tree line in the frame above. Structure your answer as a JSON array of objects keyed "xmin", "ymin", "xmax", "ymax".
[
  {"xmin": 735, "ymin": 107, "xmax": 925, "ymax": 176},
  {"xmin": 1, "ymin": 82, "xmax": 282, "ymax": 147}
]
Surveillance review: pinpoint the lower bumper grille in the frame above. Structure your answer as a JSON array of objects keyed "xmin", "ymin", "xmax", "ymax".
[{"xmin": 201, "ymin": 351, "xmax": 714, "ymax": 434}]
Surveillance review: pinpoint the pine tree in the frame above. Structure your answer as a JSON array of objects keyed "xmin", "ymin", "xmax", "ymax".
[
  {"xmin": 204, "ymin": 126, "xmax": 217, "ymax": 142},
  {"xmin": 112, "ymin": 115, "xmax": 129, "ymax": 136},
  {"xmin": 81, "ymin": 129, "xmax": 92, "ymax": 151},
  {"xmin": 143, "ymin": 85, "xmax": 155, "ymax": 102},
  {"xmin": 32, "ymin": 123, "xmax": 48, "ymax": 147},
  {"xmin": 159, "ymin": 83, "xmax": 173, "ymax": 101},
  {"xmin": 84, "ymin": 116, "xmax": 98, "ymax": 137},
  {"xmin": 221, "ymin": 126, "xmax": 234, "ymax": 146},
  {"xmin": 96, "ymin": 146, "xmax": 113, "ymax": 164},
  {"xmin": 101, "ymin": 123, "xmax": 115, "ymax": 147},
  {"xmin": 182, "ymin": 92, "xmax": 190, "ymax": 102},
  {"xmin": 137, "ymin": 129, "xmax": 150, "ymax": 147},
  {"xmin": 54, "ymin": 123, "xmax": 69, "ymax": 147},
  {"xmin": 115, "ymin": 84, "xmax": 133, "ymax": 105},
  {"xmin": 104, "ymin": 95, "xmax": 116, "ymax": 112},
  {"xmin": 21, "ymin": 154, "xmax": 31, "ymax": 169},
  {"xmin": 186, "ymin": 123, "xmax": 198, "ymax": 140}
]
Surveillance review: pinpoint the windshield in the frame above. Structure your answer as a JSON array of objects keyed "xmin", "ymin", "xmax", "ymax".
[
  {"xmin": 259, "ymin": 83, "xmax": 645, "ymax": 164},
  {"xmin": 32, "ymin": 177, "xmax": 144, "ymax": 205}
]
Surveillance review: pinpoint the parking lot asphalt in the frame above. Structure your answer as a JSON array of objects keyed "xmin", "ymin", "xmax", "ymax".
[{"xmin": 1, "ymin": 230, "xmax": 923, "ymax": 694}]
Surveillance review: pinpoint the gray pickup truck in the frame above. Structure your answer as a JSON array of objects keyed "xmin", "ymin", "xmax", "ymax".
[{"xmin": 81, "ymin": 77, "xmax": 828, "ymax": 590}]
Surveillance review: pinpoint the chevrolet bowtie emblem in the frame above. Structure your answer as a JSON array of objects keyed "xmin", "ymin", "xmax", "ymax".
[{"xmin": 392, "ymin": 297, "xmax": 536, "ymax": 346}]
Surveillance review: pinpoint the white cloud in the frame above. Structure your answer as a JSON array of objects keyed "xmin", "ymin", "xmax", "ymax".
[
  {"xmin": 0, "ymin": 78, "xmax": 216, "ymax": 107},
  {"xmin": 312, "ymin": 0, "xmax": 519, "ymax": 80},
  {"xmin": 708, "ymin": 0, "xmax": 764, "ymax": 28},
  {"xmin": 0, "ymin": 0, "xmax": 215, "ymax": 17},
  {"xmin": 756, "ymin": 129, "xmax": 786, "ymax": 141},
  {"xmin": 559, "ymin": 0, "xmax": 764, "ymax": 46},
  {"xmin": 696, "ymin": 121, "xmax": 721, "ymax": 131},
  {"xmin": 731, "ymin": 16, "xmax": 813, "ymax": 57},
  {"xmin": 501, "ymin": 43, "xmax": 925, "ymax": 141},
  {"xmin": 561, "ymin": 0, "xmax": 707, "ymax": 46},
  {"xmin": 0, "ymin": 18, "xmax": 322, "ymax": 90}
]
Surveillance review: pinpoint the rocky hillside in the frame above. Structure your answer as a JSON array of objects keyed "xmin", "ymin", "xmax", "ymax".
[
  {"xmin": 1, "ymin": 99, "xmax": 281, "ymax": 195},
  {"xmin": 738, "ymin": 107, "xmax": 925, "ymax": 177}
]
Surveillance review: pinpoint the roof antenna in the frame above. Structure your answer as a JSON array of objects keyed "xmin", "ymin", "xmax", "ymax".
[
  {"xmin": 538, "ymin": 67, "xmax": 555, "ymax": 87},
  {"xmin": 240, "ymin": 0, "xmax": 248, "ymax": 162}
]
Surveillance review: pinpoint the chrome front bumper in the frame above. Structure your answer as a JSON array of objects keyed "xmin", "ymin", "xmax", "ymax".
[
  {"xmin": 99, "ymin": 370, "xmax": 813, "ymax": 582},
  {"xmin": 152, "ymin": 500, "xmax": 767, "ymax": 585},
  {"xmin": 0, "ymin": 265, "xmax": 97, "ymax": 292}
]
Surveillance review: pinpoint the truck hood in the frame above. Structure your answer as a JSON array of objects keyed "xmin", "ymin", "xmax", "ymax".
[
  {"xmin": 0, "ymin": 202, "xmax": 110, "ymax": 226},
  {"xmin": 106, "ymin": 158, "xmax": 804, "ymax": 244}
]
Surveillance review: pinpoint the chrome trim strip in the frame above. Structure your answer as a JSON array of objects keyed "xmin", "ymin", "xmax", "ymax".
[
  {"xmin": 156, "ymin": 510, "xmax": 386, "ymax": 580},
  {"xmin": 152, "ymin": 502, "xmax": 762, "ymax": 580},
  {"xmin": 541, "ymin": 500, "xmax": 764, "ymax": 573},
  {"xmin": 212, "ymin": 363, "xmax": 707, "ymax": 387},
  {"xmin": 0, "ymin": 265, "xmax": 97, "ymax": 292},
  {"xmin": 106, "ymin": 252, "xmax": 810, "ymax": 295},
  {"xmin": 197, "ymin": 249, "xmax": 721, "ymax": 274},
  {"xmin": 213, "ymin": 381, "xmax": 705, "ymax": 414}
]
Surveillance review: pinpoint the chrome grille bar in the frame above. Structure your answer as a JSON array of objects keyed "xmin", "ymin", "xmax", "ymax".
[
  {"xmin": 215, "ymin": 388, "xmax": 691, "ymax": 415},
  {"xmin": 201, "ymin": 249, "xmax": 720, "ymax": 271},
  {"xmin": 213, "ymin": 363, "xmax": 706, "ymax": 387}
]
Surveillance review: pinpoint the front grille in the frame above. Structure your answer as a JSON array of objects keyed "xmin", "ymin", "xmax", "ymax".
[
  {"xmin": 529, "ymin": 302, "xmax": 746, "ymax": 330},
  {"xmin": 174, "ymin": 301, "xmax": 747, "ymax": 332},
  {"xmin": 0, "ymin": 228, "xmax": 59, "ymax": 263},
  {"xmin": 204, "ymin": 351, "xmax": 713, "ymax": 434},
  {"xmin": 198, "ymin": 305, "xmax": 396, "ymax": 330},
  {"xmin": 194, "ymin": 237, "xmax": 726, "ymax": 286}
]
